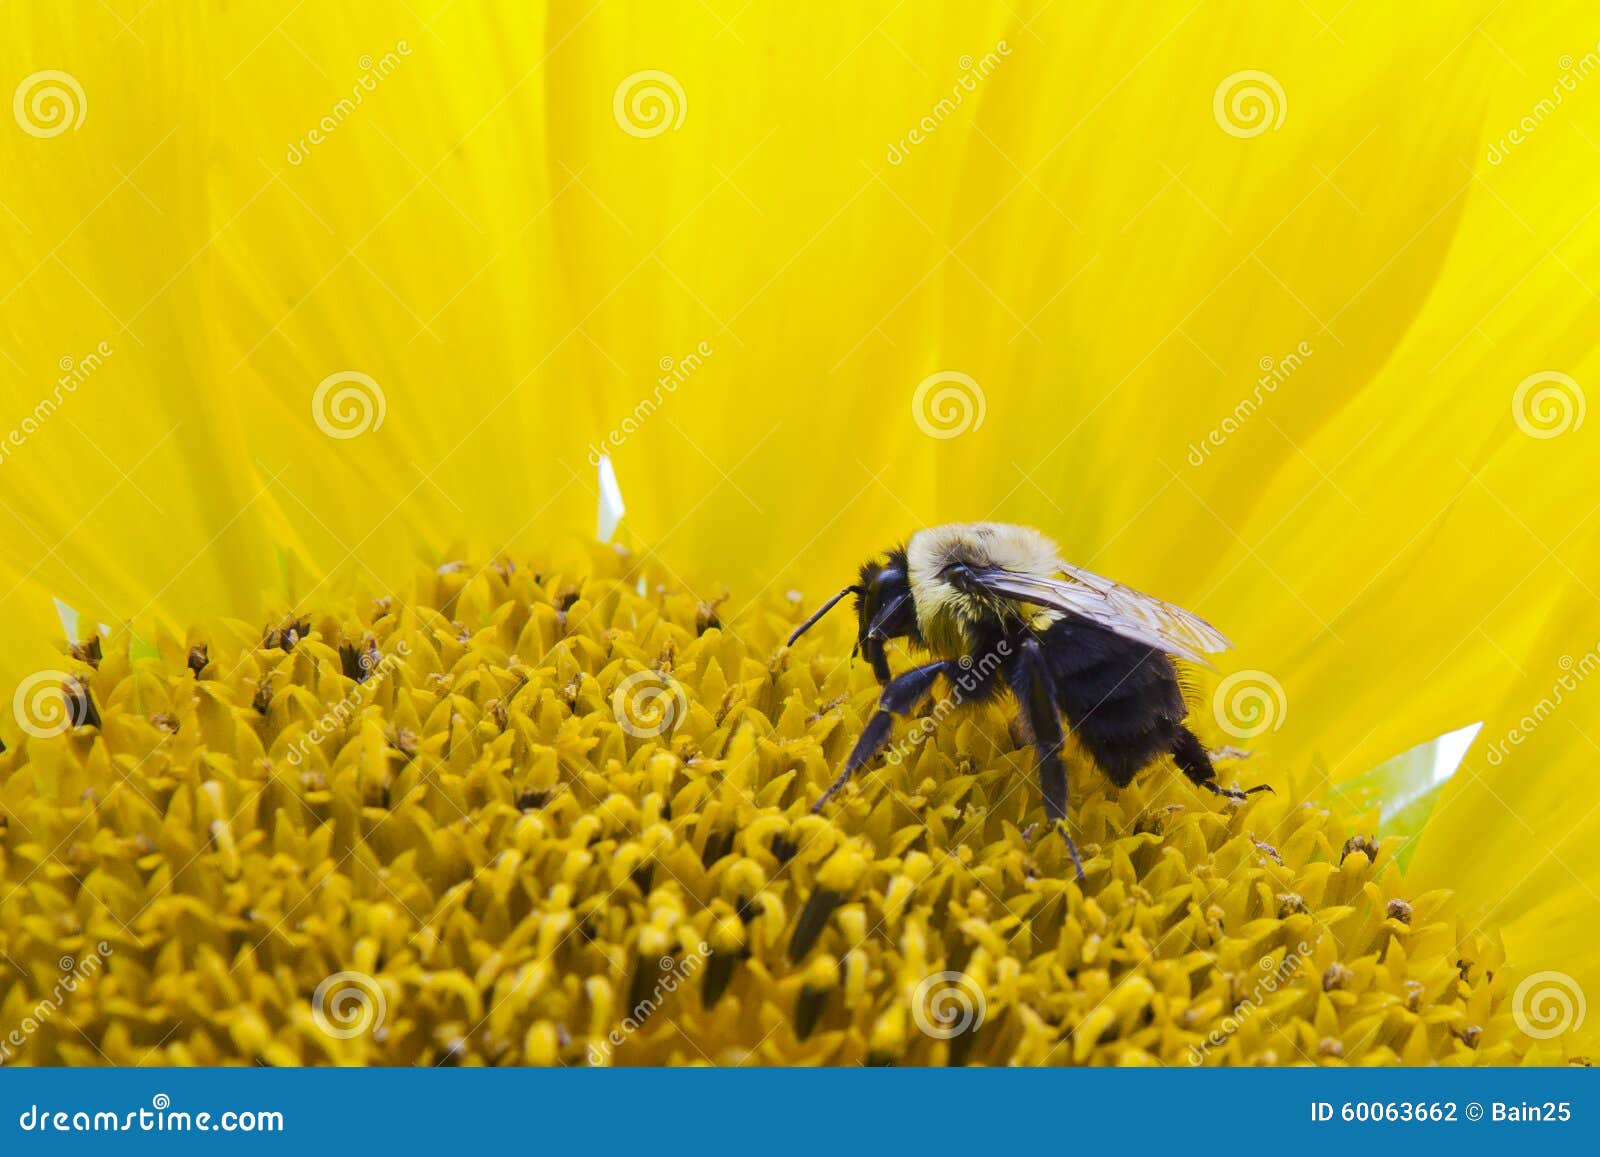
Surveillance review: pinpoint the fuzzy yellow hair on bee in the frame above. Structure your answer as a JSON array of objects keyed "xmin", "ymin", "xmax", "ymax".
[{"xmin": 904, "ymin": 522, "xmax": 1063, "ymax": 656}]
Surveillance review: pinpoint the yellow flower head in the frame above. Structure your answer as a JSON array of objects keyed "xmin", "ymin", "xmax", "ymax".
[{"xmin": 0, "ymin": 550, "xmax": 1571, "ymax": 1064}]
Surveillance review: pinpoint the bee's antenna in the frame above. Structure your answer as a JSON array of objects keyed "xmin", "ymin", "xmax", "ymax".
[{"xmin": 787, "ymin": 586, "xmax": 862, "ymax": 646}]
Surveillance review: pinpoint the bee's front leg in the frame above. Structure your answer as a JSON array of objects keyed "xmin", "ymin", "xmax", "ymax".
[
  {"xmin": 811, "ymin": 659, "xmax": 957, "ymax": 812},
  {"xmin": 860, "ymin": 635, "xmax": 893, "ymax": 684}
]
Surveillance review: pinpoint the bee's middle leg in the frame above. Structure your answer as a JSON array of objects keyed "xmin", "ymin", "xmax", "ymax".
[
  {"xmin": 1010, "ymin": 638, "xmax": 1085, "ymax": 881},
  {"xmin": 811, "ymin": 659, "xmax": 957, "ymax": 813}
]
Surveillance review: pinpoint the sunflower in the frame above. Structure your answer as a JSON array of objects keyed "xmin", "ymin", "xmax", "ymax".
[
  {"xmin": 0, "ymin": 552, "xmax": 1552, "ymax": 1064},
  {"xmin": 1, "ymin": 2, "xmax": 1597, "ymax": 1062}
]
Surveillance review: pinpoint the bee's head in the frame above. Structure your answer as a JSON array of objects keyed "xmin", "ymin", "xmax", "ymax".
[
  {"xmin": 787, "ymin": 547, "xmax": 919, "ymax": 681},
  {"xmin": 852, "ymin": 549, "xmax": 917, "ymax": 680}
]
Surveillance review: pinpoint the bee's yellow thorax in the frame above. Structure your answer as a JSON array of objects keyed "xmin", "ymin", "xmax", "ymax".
[{"xmin": 905, "ymin": 522, "xmax": 1062, "ymax": 657}]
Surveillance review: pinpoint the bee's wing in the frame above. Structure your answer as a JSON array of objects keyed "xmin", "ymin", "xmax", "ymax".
[{"xmin": 965, "ymin": 561, "xmax": 1231, "ymax": 667}]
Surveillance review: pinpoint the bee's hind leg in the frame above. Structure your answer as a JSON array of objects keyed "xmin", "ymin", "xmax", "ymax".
[
  {"xmin": 1173, "ymin": 726, "xmax": 1272, "ymax": 802},
  {"xmin": 1011, "ymin": 639, "xmax": 1085, "ymax": 881},
  {"xmin": 811, "ymin": 659, "xmax": 957, "ymax": 813}
]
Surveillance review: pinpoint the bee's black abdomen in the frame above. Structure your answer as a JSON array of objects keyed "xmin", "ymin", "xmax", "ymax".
[{"xmin": 1039, "ymin": 616, "xmax": 1188, "ymax": 786}]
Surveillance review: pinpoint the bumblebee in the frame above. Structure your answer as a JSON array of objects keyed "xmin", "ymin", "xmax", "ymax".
[{"xmin": 788, "ymin": 522, "xmax": 1266, "ymax": 877}]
